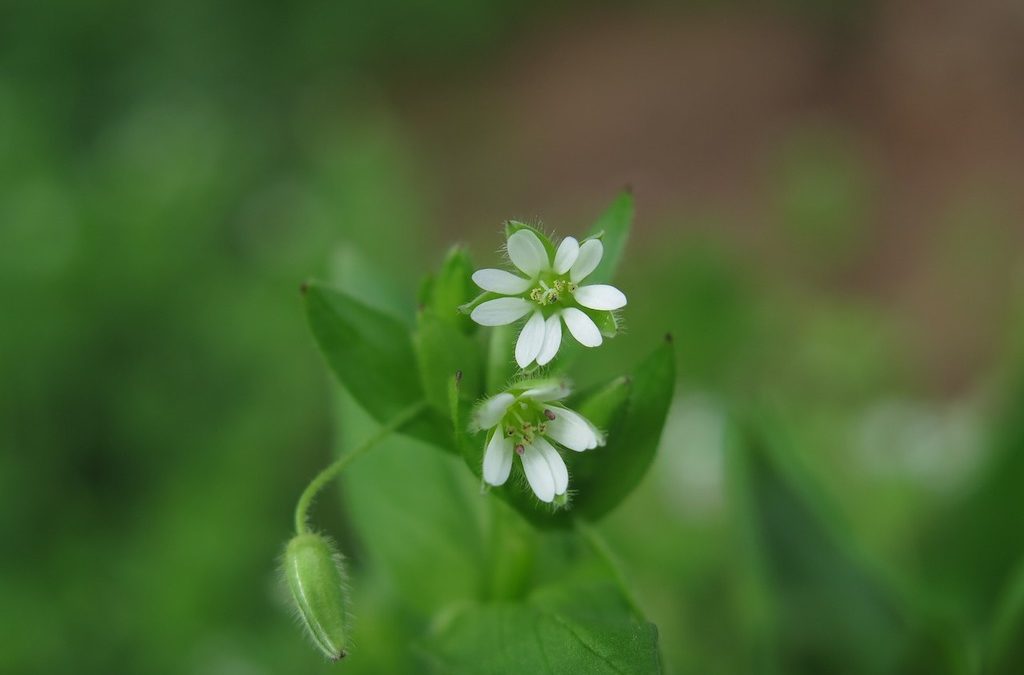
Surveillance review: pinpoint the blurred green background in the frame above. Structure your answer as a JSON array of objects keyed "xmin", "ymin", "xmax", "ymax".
[{"xmin": 3, "ymin": 0, "xmax": 1024, "ymax": 673}]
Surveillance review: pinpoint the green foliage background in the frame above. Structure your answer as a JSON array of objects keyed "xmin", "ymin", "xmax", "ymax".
[{"xmin": 3, "ymin": 0, "xmax": 1024, "ymax": 673}]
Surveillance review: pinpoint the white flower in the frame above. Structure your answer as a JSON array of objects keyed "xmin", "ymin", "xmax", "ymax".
[
  {"xmin": 473, "ymin": 380, "xmax": 604, "ymax": 504},
  {"xmin": 468, "ymin": 228, "xmax": 627, "ymax": 369}
]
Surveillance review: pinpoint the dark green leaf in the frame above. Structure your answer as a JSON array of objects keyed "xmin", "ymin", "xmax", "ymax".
[
  {"xmin": 304, "ymin": 280, "xmax": 450, "ymax": 448},
  {"xmin": 584, "ymin": 191, "xmax": 633, "ymax": 285},
  {"xmin": 988, "ymin": 559, "xmax": 1024, "ymax": 674},
  {"xmin": 571, "ymin": 338, "xmax": 675, "ymax": 520},
  {"xmin": 422, "ymin": 580, "xmax": 661, "ymax": 674},
  {"xmin": 920, "ymin": 371, "xmax": 1024, "ymax": 621}
]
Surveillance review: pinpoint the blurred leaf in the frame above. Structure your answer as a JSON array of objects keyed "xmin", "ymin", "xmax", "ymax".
[
  {"xmin": 920, "ymin": 372, "xmax": 1024, "ymax": 622},
  {"xmin": 572, "ymin": 338, "xmax": 675, "ymax": 520},
  {"xmin": 304, "ymin": 280, "xmax": 450, "ymax": 449},
  {"xmin": 422, "ymin": 580, "xmax": 661, "ymax": 674},
  {"xmin": 733, "ymin": 415, "xmax": 959, "ymax": 675},
  {"xmin": 336, "ymin": 389, "xmax": 489, "ymax": 615},
  {"xmin": 584, "ymin": 190, "xmax": 633, "ymax": 285},
  {"xmin": 988, "ymin": 559, "xmax": 1024, "ymax": 674}
]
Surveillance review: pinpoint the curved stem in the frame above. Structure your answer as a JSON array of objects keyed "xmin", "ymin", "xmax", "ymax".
[
  {"xmin": 294, "ymin": 402, "xmax": 427, "ymax": 534},
  {"xmin": 575, "ymin": 519, "xmax": 643, "ymax": 616}
]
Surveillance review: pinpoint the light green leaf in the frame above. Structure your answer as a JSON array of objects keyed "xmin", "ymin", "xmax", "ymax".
[
  {"xmin": 571, "ymin": 338, "xmax": 675, "ymax": 520},
  {"xmin": 422, "ymin": 580, "xmax": 661, "ymax": 674},
  {"xmin": 335, "ymin": 388, "xmax": 488, "ymax": 614},
  {"xmin": 304, "ymin": 280, "xmax": 450, "ymax": 449},
  {"xmin": 584, "ymin": 190, "xmax": 633, "ymax": 285}
]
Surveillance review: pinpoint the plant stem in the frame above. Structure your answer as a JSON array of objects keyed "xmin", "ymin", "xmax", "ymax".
[
  {"xmin": 576, "ymin": 519, "xmax": 643, "ymax": 616},
  {"xmin": 294, "ymin": 401, "xmax": 427, "ymax": 534}
]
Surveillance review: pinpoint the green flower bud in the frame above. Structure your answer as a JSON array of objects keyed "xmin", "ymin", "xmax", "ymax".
[{"xmin": 283, "ymin": 533, "xmax": 350, "ymax": 661}]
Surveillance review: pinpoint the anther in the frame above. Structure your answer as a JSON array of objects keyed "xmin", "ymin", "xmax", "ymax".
[
  {"xmin": 544, "ymin": 409, "xmax": 556, "ymax": 420},
  {"xmin": 514, "ymin": 444, "xmax": 525, "ymax": 455}
]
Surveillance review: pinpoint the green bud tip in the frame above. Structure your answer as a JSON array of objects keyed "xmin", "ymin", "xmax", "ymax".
[{"xmin": 283, "ymin": 533, "xmax": 351, "ymax": 661}]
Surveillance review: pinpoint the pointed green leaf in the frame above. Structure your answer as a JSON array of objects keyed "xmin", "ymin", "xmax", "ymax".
[
  {"xmin": 304, "ymin": 280, "xmax": 450, "ymax": 448},
  {"xmin": 415, "ymin": 308, "xmax": 483, "ymax": 415},
  {"xmin": 584, "ymin": 190, "xmax": 633, "ymax": 284},
  {"xmin": 571, "ymin": 338, "xmax": 675, "ymax": 520}
]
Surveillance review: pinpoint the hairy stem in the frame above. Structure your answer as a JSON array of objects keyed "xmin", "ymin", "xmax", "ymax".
[{"xmin": 294, "ymin": 401, "xmax": 427, "ymax": 534}]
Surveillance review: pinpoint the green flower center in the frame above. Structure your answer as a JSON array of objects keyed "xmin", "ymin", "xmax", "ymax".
[{"xmin": 500, "ymin": 399, "xmax": 554, "ymax": 446}]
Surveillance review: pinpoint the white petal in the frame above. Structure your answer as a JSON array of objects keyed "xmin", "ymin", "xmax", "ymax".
[
  {"xmin": 515, "ymin": 311, "xmax": 546, "ymax": 368},
  {"xmin": 570, "ymin": 238, "xmax": 603, "ymax": 282},
  {"xmin": 482, "ymin": 430, "xmax": 513, "ymax": 486},
  {"xmin": 520, "ymin": 444, "xmax": 555, "ymax": 503},
  {"xmin": 470, "ymin": 297, "xmax": 533, "ymax": 326},
  {"xmin": 546, "ymin": 406, "xmax": 600, "ymax": 451},
  {"xmin": 574, "ymin": 284, "xmax": 627, "ymax": 311},
  {"xmin": 521, "ymin": 380, "xmax": 570, "ymax": 402},
  {"xmin": 553, "ymin": 236, "xmax": 579, "ymax": 274},
  {"xmin": 507, "ymin": 229, "xmax": 549, "ymax": 277},
  {"xmin": 533, "ymin": 436, "xmax": 568, "ymax": 495},
  {"xmin": 472, "ymin": 269, "xmax": 532, "ymax": 295},
  {"xmin": 474, "ymin": 392, "xmax": 515, "ymax": 429},
  {"xmin": 561, "ymin": 307, "xmax": 603, "ymax": 348},
  {"xmin": 535, "ymin": 314, "xmax": 562, "ymax": 366}
]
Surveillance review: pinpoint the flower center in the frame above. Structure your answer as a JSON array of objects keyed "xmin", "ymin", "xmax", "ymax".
[
  {"xmin": 528, "ymin": 275, "xmax": 578, "ymax": 307},
  {"xmin": 502, "ymin": 401, "xmax": 556, "ymax": 446}
]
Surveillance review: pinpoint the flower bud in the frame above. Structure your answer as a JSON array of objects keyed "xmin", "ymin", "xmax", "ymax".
[{"xmin": 283, "ymin": 533, "xmax": 350, "ymax": 661}]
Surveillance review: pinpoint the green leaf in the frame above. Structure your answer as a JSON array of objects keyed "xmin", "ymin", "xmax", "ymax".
[
  {"xmin": 988, "ymin": 558, "xmax": 1024, "ymax": 674},
  {"xmin": 415, "ymin": 247, "xmax": 485, "ymax": 413},
  {"xmin": 425, "ymin": 245, "xmax": 477, "ymax": 333},
  {"xmin": 415, "ymin": 308, "xmax": 483, "ymax": 415},
  {"xmin": 422, "ymin": 580, "xmax": 662, "ymax": 674},
  {"xmin": 571, "ymin": 338, "xmax": 675, "ymax": 520},
  {"xmin": 584, "ymin": 190, "xmax": 634, "ymax": 284},
  {"xmin": 920, "ymin": 371, "xmax": 1024, "ymax": 621},
  {"xmin": 732, "ymin": 414, "xmax": 961, "ymax": 675},
  {"xmin": 335, "ymin": 389, "xmax": 489, "ymax": 614},
  {"xmin": 304, "ymin": 280, "xmax": 450, "ymax": 449}
]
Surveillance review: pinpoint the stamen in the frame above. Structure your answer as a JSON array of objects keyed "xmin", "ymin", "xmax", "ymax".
[
  {"xmin": 514, "ymin": 444, "xmax": 525, "ymax": 456},
  {"xmin": 544, "ymin": 409, "xmax": 556, "ymax": 420}
]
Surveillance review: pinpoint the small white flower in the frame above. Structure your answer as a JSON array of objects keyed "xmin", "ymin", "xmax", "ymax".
[
  {"xmin": 468, "ymin": 228, "xmax": 627, "ymax": 368},
  {"xmin": 473, "ymin": 380, "xmax": 603, "ymax": 504}
]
